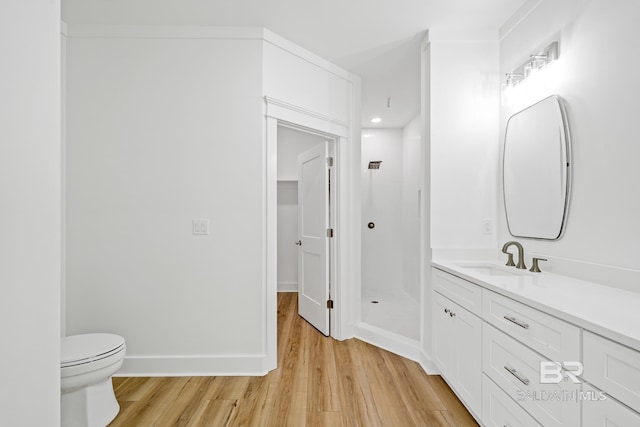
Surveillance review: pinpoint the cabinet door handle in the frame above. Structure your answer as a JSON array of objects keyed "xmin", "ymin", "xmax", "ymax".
[
  {"xmin": 504, "ymin": 365, "xmax": 530, "ymax": 386},
  {"xmin": 444, "ymin": 308, "xmax": 450, "ymax": 314},
  {"xmin": 449, "ymin": 311, "xmax": 456, "ymax": 317},
  {"xmin": 503, "ymin": 315, "xmax": 529, "ymax": 329}
]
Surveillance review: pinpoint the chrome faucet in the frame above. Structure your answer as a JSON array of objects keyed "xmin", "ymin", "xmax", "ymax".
[{"xmin": 502, "ymin": 241, "xmax": 527, "ymax": 270}]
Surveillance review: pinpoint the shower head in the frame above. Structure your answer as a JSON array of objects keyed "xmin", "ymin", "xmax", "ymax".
[{"xmin": 368, "ymin": 161, "xmax": 382, "ymax": 170}]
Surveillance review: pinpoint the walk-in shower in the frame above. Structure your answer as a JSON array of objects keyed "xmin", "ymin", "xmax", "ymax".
[{"xmin": 360, "ymin": 124, "xmax": 421, "ymax": 347}]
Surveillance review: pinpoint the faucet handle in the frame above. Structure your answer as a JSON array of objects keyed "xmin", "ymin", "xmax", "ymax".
[
  {"xmin": 505, "ymin": 252, "xmax": 516, "ymax": 267},
  {"xmin": 530, "ymin": 257, "xmax": 547, "ymax": 273}
]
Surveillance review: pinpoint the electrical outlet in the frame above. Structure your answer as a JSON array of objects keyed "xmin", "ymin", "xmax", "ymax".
[
  {"xmin": 192, "ymin": 219, "xmax": 209, "ymax": 235},
  {"xmin": 482, "ymin": 218, "xmax": 492, "ymax": 235}
]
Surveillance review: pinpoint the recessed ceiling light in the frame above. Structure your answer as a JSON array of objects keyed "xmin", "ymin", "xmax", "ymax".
[{"xmin": 371, "ymin": 117, "xmax": 382, "ymax": 123}]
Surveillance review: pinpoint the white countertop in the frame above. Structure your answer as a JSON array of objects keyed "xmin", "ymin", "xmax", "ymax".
[{"xmin": 431, "ymin": 260, "xmax": 640, "ymax": 353}]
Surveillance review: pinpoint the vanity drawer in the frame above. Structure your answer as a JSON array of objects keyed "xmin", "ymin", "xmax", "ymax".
[
  {"xmin": 482, "ymin": 374, "xmax": 542, "ymax": 427},
  {"xmin": 483, "ymin": 289, "xmax": 580, "ymax": 362},
  {"xmin": 483, "ymin": 323, "xmax": 581, "ymax": 427},
  {"xmin": 583, "ymin": 331, "xmax": 640, "ymax": 411},
  {"xmin": 582, "ymin": 383, "xmax": 640, "ymax": 427},
  {"xmin": 432, "ymin": 268, "xmax": 482, "ymax": 316}
]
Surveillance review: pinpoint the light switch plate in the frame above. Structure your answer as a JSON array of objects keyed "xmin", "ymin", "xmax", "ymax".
[
  {"xmin": 192, "ymin": 219, "xmax": 209, "ymax": 235},
  {"xmin": 482, "ymin": 218, "xmax": 492, "ymax": 235}
]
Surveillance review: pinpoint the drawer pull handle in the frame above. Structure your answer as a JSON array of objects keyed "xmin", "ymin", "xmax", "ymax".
[
  {"xmin": 504, "ymin": 365, "xmax": 530, "ymax": 386},
  {"xmin": 444, "ymin": 308, "xmax": 450, "ymax": 314},
  {"xmin": 503, "ymin": 315, "xmax": 529, "ymax": 329}
]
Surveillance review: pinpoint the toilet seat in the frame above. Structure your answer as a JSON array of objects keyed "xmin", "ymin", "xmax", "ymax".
[
  {"xmin": 61, "ymin": 334, "xmax": 126, "ymax": 426},
  {"xmin": 62, "ymin": 333, "xmax": 125, "ymax": 368}
]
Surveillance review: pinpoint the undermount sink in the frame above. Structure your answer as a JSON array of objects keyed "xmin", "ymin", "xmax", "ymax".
[{"xmin": 453, "ymin": 262, "xmax": 525, "ymax": 277}]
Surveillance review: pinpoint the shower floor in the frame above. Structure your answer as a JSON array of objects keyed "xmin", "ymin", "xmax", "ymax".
[{"xmin": 361, "ymin": 289, "xmax": 419, "ymax": 340}]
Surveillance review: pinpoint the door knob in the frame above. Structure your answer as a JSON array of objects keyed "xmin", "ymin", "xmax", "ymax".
[{"xmin": 295, "ymin": 240, "xmax": 302, "ymax": 246}]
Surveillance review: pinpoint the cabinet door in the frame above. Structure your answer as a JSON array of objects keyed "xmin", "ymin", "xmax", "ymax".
[
  {"xmin": 583, "ymin": 384, "xmax": 640, "ymax": 427},
  {"xmin": 583, "ymin": 331, "xmax": 640, "ymax": 412},
  {"xmin": 455, "ymin": 302, "xmax": 482, "ymax": 416},
  {"xmin": 483, "ymin": 374, "xmax": 542, "ymax": 427},
  {"xmin": 433, "ymin": 291, "xmax": 456, "ymax": 380}
]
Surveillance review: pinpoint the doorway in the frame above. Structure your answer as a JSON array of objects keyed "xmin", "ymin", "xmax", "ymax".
[
  {"xmin": 264, "ymin": 99, "xmax": 356, "ymax": 371},
  {"xmin": 276, "ymin": 125, "xmax": 336, "ymax": 336}
]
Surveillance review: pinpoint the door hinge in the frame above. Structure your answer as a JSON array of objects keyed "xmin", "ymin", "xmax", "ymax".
[
  {"xmin": 326, "ymin": 157, "xmax": 334, "ymax": 167},
  {"xmin": 326, "ymin": 228, "xmax": 334, "ymax": 238},
  {"xmin": 327, "ymin": 299, "xmax": 334, "ymax": 309}
]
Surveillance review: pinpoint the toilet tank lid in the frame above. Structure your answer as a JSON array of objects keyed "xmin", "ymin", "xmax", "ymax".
[{"xmin": 61, "ymin": 333, "xmax": 125, "ymax": 364}]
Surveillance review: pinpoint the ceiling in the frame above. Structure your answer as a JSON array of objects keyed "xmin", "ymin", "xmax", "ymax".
[{"xmin": 62, "ymin": 0, "xmax": 527, "ymax": 128}]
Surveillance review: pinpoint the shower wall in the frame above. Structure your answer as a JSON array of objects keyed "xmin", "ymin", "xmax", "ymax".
[
  {"xmin": 362, "ymin": 115, "xmax": 421, "ymax": 299},
  {"xmin": 401, "ymin": 116, "xmax": 421, "ymax": 299},
  {"xmin": 361, "ymin": 129, "xmax": 404, "ymax": 293}
]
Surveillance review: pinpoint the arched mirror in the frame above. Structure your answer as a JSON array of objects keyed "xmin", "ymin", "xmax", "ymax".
[{"xmin": 503, "ymin": 95, "xmax": 571, "ymax": 240}]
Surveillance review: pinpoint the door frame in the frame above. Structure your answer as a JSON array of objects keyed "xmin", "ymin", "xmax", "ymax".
[{"xmin": 264, "ymin": 96, "xmax": 356, "ymax": 371}]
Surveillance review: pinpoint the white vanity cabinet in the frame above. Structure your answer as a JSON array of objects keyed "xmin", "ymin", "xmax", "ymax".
[
  {"xmin": 430, "ymin": 263, "xmax": 640, "ymax": 427},
  {"xmin": 482, "ymin": 320, "xmax": 580, "ymax": 427},
  {"xmin": 432, "ymin": 272, "xmax": 482, "ymax": 418}
]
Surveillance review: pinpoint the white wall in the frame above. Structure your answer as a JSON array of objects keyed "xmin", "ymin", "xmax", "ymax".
[
  {"xmin": 276, "ymin": 126, "xmax": 325, "ymax": 291},
  {"xmin": 61, "ymin": 30, "xmax": 68, "ymax": 336},
  {"xmin": 421, "ymin": 32, "xmax": 500, "ymax": 372},
  {"xmin": 65, "ymin": 25, "xmax": 358, "ymax": 373},
  {"xmin": 277, "ymin": 181, "xmax": 299, "ymax": 291},
  {"xmin": 277, "ymin": 126, "xmax": 326, "ymax": 181},
  {"xmin": 263, "ymin": 32, "xmax": 351, "ymax": 124},
  {"xmin": 499, "ymin": 0, "xmax": 640, "ymax": 290},
  {"xmin": 361, "ymin": 129, "xmax": 404, "ymax": 292},
  {"xmin": 0, "ymin": 1, "xmax": 61, "ymax": 424},
  {"xmin": 428, "ymin": 33, "xmax": 500, "ymax": 252},
  {"xmin": 65, "ymin": 33, "xmax": 266, "ymax": 373},
  {"xmin": 263, "ymin": 33, "xmax": 361, "ymax": 341},
  {"xmin": 402, "ymin": 115, "xmax": 422, "ymax": 299}
]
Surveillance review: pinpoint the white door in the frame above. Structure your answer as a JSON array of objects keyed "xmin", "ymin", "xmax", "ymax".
[{"xmin": 297, "ymin": 141, "xmax": 331, "ymax": 336}]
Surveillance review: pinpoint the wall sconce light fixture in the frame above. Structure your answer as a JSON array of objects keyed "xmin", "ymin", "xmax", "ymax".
[{"xmin": 504, "ymin": 41, "xmax": 559, "ymax": 89}]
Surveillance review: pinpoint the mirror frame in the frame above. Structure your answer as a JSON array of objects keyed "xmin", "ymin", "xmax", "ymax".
[{"xmin": 503, "ymin": 95, "xmax": 572, "ymax": 240}]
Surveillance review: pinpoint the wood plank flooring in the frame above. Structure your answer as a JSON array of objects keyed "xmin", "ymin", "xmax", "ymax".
[{"xmin": 109, "ymin": 293, "xmax": 478, "ymax": 426}]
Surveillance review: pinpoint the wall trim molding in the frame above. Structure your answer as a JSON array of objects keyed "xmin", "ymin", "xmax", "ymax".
[
  {"xmin": 262, "ymin": 29, "xmax": 353, "ymax": 81},
  {"xmin": 116, "ymin": 354, "xmax": 268, "ymax": 377},
  {"xmin": 265, "ymin": 96, "xmax": 349, "ymax": 137},
  {"xmin": 499, "ymin": 0, "xmax": 544, "ymax": 41},
  {"xmin": 63, "ymin": 24, "xmax": 354, "ymax": 82},
  {"xmin": 64, "ymin": 24, "xmax": 264, "ymax": 40}
]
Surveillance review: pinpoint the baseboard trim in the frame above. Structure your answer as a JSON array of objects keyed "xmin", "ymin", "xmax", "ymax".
[
  {"xmin": 115, "ymin": 354, "xmax": 268, "ymax": 377},
  {"xmin": 353, "ymin": 322, "xmax": 420, "ymax": 362},
  {"xmin": 419, "ymin": 350, "xmax": 439, "ymax": 375}
]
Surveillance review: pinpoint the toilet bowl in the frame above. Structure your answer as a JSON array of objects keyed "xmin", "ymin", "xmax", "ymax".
[{"xmin": 61, "ymin": 333, "xmax": 126, "ymax": 427}]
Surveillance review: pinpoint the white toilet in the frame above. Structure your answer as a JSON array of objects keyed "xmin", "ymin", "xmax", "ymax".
[{"xmin": 61, "ymin": 333, "xmax": 126, "ymax": 427}]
